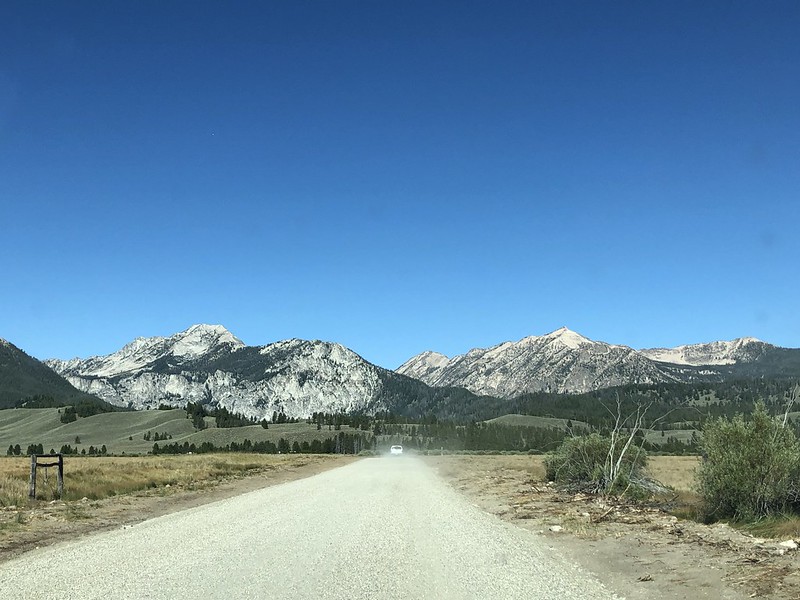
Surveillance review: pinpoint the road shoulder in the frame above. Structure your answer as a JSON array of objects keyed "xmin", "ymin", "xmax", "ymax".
[{"xmin": 424, "ymin": 454, "xmax": 800, "ymax": 600}]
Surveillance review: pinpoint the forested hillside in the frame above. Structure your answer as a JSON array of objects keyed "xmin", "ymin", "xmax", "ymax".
[
  {"xmin": 385, "ymin": 376, "xmax": 800, "ymax": 428},
  {"xmin": 0, "ymin": 339, "xmax": 103, "ymax": 408}
]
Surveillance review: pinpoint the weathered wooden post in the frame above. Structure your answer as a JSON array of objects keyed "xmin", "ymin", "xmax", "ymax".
[
  {"xmin": 28, "ymin": 454, "xmax": 65, "ymax": 500},
  {"xmin": 29, "ymin": 454, "xmax": 36, "ymax": 499}
]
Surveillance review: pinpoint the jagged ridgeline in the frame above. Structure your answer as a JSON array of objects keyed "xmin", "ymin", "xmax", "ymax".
[
  {"xmin": 42, "ymin": 324, "xmax": 498, "ymax": 421},
  {"xmin": 4, "ymin": 324, "xmax": 800, "ymax": 425},
  {"xmin": 397, "ymin": 327, "xmax": 800, "ymax": 398}
]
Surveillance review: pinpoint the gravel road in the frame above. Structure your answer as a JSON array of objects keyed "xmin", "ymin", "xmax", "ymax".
[{"xmin": 0, "ymin": 457, "xmax": 618, "ymax": 599}]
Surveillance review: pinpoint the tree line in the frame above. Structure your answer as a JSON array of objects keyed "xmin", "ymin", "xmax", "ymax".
[
  {"xmin": 6, "ymin": 442, "xmax": 107, "ymax": 456},
  {"xmin": 378, "ymin": 376, "xmax": 800, "ymax": 425},
  {"xmin": 152, "ymin": 431, "xmax": 371, "ymax": 455}
]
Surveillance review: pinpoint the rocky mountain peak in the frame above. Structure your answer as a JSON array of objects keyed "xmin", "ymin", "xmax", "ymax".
[
  {"xmin": 542, "ymin": 327, "xmax": 593, "ymax": 349},
  {"xmin": 397, "ymin": 328, "xmax": 659, "ymax": 397},
  {"xmin": 396, "ymin": 350, "xmax": 452, "ymax": 382},
  {"xmin": 397, "ymin": 326, "xmax": 799, "ymax": 399},
  {"xmin": 732, "ymin": 336, "xmax": 763, "ymax": 347},
  {"xmin": 170, "ymin": 324, "xmax": 244, "ymax": 358},
  {"xmin": 45, "ymin": 324, "xmax": 245, "ymax": 379},
  {"xmin": 43, "ymin": 326, "xmax": 393, "ymax": 419},
  {"xmin": 400, "ymin": 350, "xmax": 450, "ymax": 367}
]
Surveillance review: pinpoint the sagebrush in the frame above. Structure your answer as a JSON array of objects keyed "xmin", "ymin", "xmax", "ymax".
[
  {"xmin": 544, "ymin": 433, "xmax": 648, "ymax": 496},
  {"xmin": 696, "ymin": 402, "xmax": 800, "ymax": 521}
]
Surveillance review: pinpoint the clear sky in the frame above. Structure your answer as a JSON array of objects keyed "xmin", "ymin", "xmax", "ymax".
[{"xmin": 1, "ymin": 1, "xmax": 799, "ymax": 369}]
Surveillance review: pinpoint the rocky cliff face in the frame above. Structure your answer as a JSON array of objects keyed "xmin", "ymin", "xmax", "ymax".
[
  {"xmin": 45, "ymin": 325, "xmax": 387, "ymax": 419},
  {"xmin": 397, "ymin": 328, "xmax": 799, "ymax": 399},
  {"xmin": 397, "ymin": 327, "xmax": 676, "ymax": 397},
  {"xmin": 41, "ymin": 324, "xmax": 800, "ymax": 416},
  {"xmin": 640, "ymin": 337, "xmax": 771, "ymax": 366},
  {"xmin": 46, "ymin": 324, "xmax": 245, "ymax": 378}
]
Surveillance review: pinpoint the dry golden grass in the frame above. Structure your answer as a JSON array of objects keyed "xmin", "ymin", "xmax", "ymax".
[
  {"xmin": 429, "ymin": 454, "xmax": 700, "ymax": 491},
  {"xmin": 745, "ymin": 517, "xmax": 800, "ymax": 540},
  {"xmin": 0, "ymin": 454, "xmax": 325, "ymax": 504},
  {"xmin": 645, "ymin": 455, "xmax": 701, "ymax": 492},
  {"xmin": 426, "ymin": 454, "xmax": 546, "ymax": 482},
  {"xmin": 0, "ymin": 474, "xmax": 28, "ymax": 507}
]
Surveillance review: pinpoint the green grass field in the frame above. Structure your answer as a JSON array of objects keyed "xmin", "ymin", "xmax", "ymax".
[
  {"xmin": 484, "ymin": 413, "xmax": 590, "ymax": 431},
  {"xmin": 643, "ymin": 429, "xmax": 698, "ymax": 444},
  {"xmin": 485, "ymin": 413, "xmax": 700, "ymax": 447},
  {"xmin": 0, "ymin": 408, "xmax": 367, "ymax": 455},
  {"xmin": 176, "ymin": 422, "xmax": 367, "ymax": 449},
  {"xmin": 1, "ymin": 406, "xmax": 706, "ymax": 456}
]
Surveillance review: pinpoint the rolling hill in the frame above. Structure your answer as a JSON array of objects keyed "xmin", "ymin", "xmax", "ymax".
[{"xmin": 0, "ymin": 408, "xmax": 368, "ymax": 455}]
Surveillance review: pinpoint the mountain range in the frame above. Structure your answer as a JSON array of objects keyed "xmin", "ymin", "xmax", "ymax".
[
  {"xmin": 42, "ymin": 324, "xmax": 483, "ymax": 420},
  {"xmin": 397, "ymin": 327, "xmax": 800, "ymax": 398},
  {"xmin": 2, "ymin": 325, "xmax": 799, "ymax": 421}
]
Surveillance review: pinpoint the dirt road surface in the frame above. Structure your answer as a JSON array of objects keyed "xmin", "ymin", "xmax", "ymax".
[
  {"xmin": 426, "ymin": 455, "xmax": 800, "ymax": 600},
  {"xmin": 0, "ymin": 457, "xmax": 619, "ymax": 600}
]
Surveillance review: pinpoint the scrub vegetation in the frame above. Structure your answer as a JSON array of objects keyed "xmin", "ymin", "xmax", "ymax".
[
  {"xmin": 696, "ymin": 401, "xmax": 800, "ymax": 522},
  {"xmin": 541, "ymin": 393, "xmax": 800, "ymax": 533},
  {"xmin": 544, "ymin": 433, "xmax": 649, "ymax": 496}
]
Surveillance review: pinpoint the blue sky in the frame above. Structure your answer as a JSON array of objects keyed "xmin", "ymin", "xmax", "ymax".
[{"xmin": 1, "ymin": 1, "xmax": 799, "ymax": 368}]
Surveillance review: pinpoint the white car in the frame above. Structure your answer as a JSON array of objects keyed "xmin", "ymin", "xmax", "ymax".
[{"xmin": 390, "ymin": 445, "xmax": 403, "ymax": 456}]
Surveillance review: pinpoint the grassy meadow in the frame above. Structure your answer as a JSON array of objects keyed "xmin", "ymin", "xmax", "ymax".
[
  {"xmin": 484, "ymin": 413, "xmax": 590, "ymax": 430},
  {"xmin": 0, "ymin": 408, "xmax": 367, "ymax": 456},
  {"xmin": 482, "ymin": 413, "xmax": 699, "ymax": 449},
  {"xmin": 0, "ymin": 453, "xmax": 346, "ymax": 506},
  {"xmin": 645, "ymin": 455, "xmax": 699, "ymax": 491}
]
